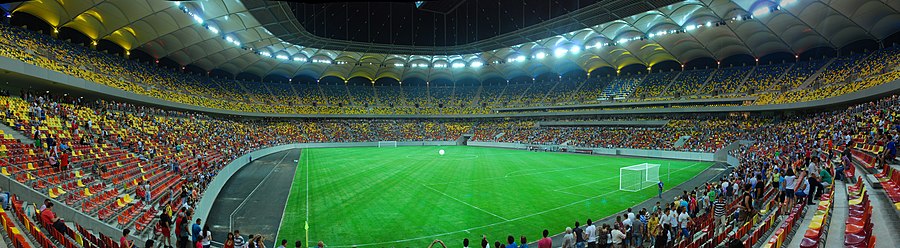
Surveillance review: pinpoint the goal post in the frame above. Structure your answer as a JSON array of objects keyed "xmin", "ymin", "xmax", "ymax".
[
  {"xmin": 619, "ymin": 163, "xmax": 661, "ymax": 192},
  {"xmin": 377, "ymin": 141, "xmax": 398, "ymax": 147}
]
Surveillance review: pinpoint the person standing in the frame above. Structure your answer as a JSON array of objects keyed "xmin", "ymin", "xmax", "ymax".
[
  {"xmin": 233, "ymin": 230, "xmax": 246, "ymax": 248},
  {"xmin": 678, "ymin": 207, "xmax": 691, "ymax": 240},
  {"xmin": 585, "ymin": 219, "xmax": 597, "ymax": 248},
  {"xmin": 610, "ymin": 226, "xmax": 626, "ymax": 248},
  {"xmin": 505, "ymin": 236, "xmax": 517, "ymax": 248},
  {"xmin": 538, "ymin": 230, "xmax": 552, "ymax": 248},
  {"xmin": 121, "ymin": 229, "xmax": 135, "ymax": 248},
  {"xmin": 223, "ymin": 233, "xmax": 235, "ymax": 248},
  {"xmin": 159, "ymin": 211, "xmax": 173, "ymax": 248},
  {"xmin": 201, "ymin": 225, "xmax": 212, "ymax": 248},
  {"xmin": 632, "ymin": 213, "xmax": 645, "ymax": 247},
  {"xmin": 658, "ymin": 181, "xmax": 664, "ymax": 199},
  {"xmin": 573, "ymin": 221, "xmax": 585, "ymax": 248},
  {"xmin": 714, "ymin": 196, "xmax": 727, "ymax": 234},
  {"xmin": 562, "ymin": 227, "xmax": 575, "ymax": 248},
  {"xmin": 177, "ymin": 216, "xmax": 190, "ymax": 248},
  {"xmin": 192, "ymin": 219, "xmax": 202, "ymax": 244}
]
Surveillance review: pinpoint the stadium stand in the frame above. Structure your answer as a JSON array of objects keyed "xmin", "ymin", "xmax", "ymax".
[{"xmin": 3, "ymin": 20, "xmax": 900, "ymax": 114}]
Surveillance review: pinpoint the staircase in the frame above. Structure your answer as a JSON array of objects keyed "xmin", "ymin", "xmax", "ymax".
[
  {"xmin": 733, "ymin": 66, "xmax": 756, "ymax": 95},
  {"xmin": 657, "ymin": 71, "xmax": 683, "ymax": 98},
  {"xmin": 798, "ymin": 57, "xmax": 836, "ymax": 90},
  {"xmin": 539, "ymin": 80, "xmax": 562, "ymax": 105},
  {"xmin": 772, "ymin": 63, "xmax": 796, "ymax": 89},
  {"xmin": 471, "ymin": 84, "xmax": 484, "ymax": 105},
  {"xmin": 0, "ymin": 122, "xmax": 34, "ymax": 144},
  {"xmin": 673, "ymin": 135, "xmax": 692, "ymax": 149}
]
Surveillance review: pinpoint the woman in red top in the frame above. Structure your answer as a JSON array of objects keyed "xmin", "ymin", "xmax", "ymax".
[
  {"xmin": 223, "ymin": 233, "xmax": 235, "ymax": 248},
  {"xmin": 121, "ymin": 228, "xmax": 135, "ymax": 248}
]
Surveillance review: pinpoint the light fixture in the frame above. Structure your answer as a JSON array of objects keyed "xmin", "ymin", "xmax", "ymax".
[
  {"xmin": 208, "ymin": 26, "xmax": 219, "ymax": 34},
  {"xmin": 534, "ymin": 52, "xmax": 547, "ymax": 59},
  {"xmin": 569, "ymin": 46, "xmax": 581, "ymax": 54},
  {"xmin": 451, "ymin": 62, "xmax": 466, "ymax": 68},
  {"xmin": 470, "ymin": 61, "xmax": 484, "ymax": 68},
  {"xmin": 780, "ymin": 0, "xmax": 796, "ymax": 7},
  {"xmin": 192, "ymin": 14, "xmax": 204, "ymax": 24},
  {"xmin": 554, "ymin": 48, "xmax": 567, "ymax": 57},
  {"xmin": 752, "ymin": 7, "xmax": 769, "ymax": 17},
  {"xmin": 276, "ymin": 55, "xmax": 288, "ymax": 60}
]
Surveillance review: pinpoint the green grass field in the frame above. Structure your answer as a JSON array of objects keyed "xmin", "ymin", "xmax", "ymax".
[{"xmin": 277, "ymin": 146, "xmax": 712, "ymax": 247}]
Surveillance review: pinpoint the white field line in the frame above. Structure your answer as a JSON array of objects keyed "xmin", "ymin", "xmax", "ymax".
[
  {"xmin": 421, "ymin": 184, "xmax": 510, "ymax": 221},
  {"xmin": 273, "ymin": 149, "xmax": 303, "ymax": 247}
]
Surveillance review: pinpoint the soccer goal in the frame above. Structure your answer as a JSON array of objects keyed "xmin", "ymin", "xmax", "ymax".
[
  {"xmin": 619, "ymin": 163, "xmax": 661, "ymax": 192},
  {"xmin": 377, "ymin": 141, "xmax": 398, "ymax": 147}
]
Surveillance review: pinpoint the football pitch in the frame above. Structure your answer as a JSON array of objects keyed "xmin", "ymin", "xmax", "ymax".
[{"xmin": 276, "ymin": 146, "xmax": 712, "ymax": 247}]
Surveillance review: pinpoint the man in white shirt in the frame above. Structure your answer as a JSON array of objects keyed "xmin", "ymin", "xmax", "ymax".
[
  {"xmin": 610, "ymin": 226, "xmax": 626, "ymax": 247},
  {"xmin": 722, "ymin": 181, "xmax": 730, "ymax": 198},
  {"xmin": 668, "ymin": 209, "xmax": 678, "ymax": 235},
  {"xmin": 659, "ymin": 208, "xmax": 670, "ymax": 227},
  {"xmin": 678, "ymin": 209, "xmax": 691, "ymax": 240},
  {"xmin": 585, "ymin": 219, "xmax": 597, "ymax": 248}
]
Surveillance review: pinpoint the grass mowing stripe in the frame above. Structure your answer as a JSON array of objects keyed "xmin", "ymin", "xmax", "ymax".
[{"xmin": 276, "ymin": 146, "xmax": 712, "ymax": 247}]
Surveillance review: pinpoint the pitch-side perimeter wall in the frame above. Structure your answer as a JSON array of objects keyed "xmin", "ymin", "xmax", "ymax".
[{"xmin": 466, "ymin": 141, "xmax": 715, "ymax": 161}]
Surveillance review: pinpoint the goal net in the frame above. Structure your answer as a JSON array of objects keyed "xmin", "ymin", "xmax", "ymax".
[
  {"xmin": 377, "ymin": 141, "xmax": 398, "ymax": 147},
  {"xmin": 619, "ymin": 163, "xmax": 661, "ymax": 192}
]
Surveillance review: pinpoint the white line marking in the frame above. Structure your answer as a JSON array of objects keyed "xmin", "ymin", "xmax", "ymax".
[
  {"xmin": 422, "ymin": 184, "xmax": 510, "ymax": 221},
  {"xmin": 229, "ymin": 150, "xmax": 291, "ymax": 233},
  {"xmin": 304, "ymin": 147, "xmax": 309, "ymax": 229},
  {"xmin": 274, "ymin": 149, "xmax": 303, "ymax": 248}
]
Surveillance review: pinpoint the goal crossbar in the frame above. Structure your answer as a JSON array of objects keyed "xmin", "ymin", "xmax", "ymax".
[{"xmin": 377, "ymin": 141, "xmax": 398, "ymax": 147}]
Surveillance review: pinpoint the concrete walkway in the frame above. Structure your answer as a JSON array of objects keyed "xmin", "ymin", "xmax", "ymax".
[
  {"xmin": 825, "ymin": 181, "xmax": 848, "ymax": 247},
  {"xmin": 785, "ymin": 203, "xmax": 816, "ymax": 247},
  {"xmin": 865, "ymin": 177, "xmax": 900, "ymax": 247}
]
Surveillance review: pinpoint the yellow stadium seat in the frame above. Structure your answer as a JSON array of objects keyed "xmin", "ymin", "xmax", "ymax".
[
  {"xmin": 1, "ymin": 167, "xmax": 9, "ymax": 176},
  {"xmin": 83, "ymin": 188, "xmax": 92, "ymax": 197},
  {"xmin": 74, "ymin": 171, "xmax": 83, "ymax": 178},
  {"xmin": 77, "ymin": 179, "xmax": 85, "ymax": 187}
]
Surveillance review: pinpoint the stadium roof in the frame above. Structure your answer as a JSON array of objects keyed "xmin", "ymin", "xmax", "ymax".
[{"xmin": 6, "ymin": 0, "xmax": 900, "ymax": 82}]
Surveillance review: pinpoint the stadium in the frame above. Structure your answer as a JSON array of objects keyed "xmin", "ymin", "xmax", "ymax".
[{"xmin": 0, "ymin": 0, "xmax": 898, "ymax": 248}]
